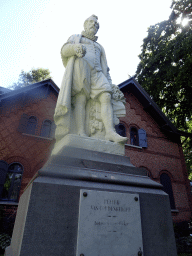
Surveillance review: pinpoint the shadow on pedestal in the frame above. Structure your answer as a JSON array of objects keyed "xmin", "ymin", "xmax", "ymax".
[{"xmin": 5, "ymin": 147, "xmax": 177, "ymax": 256}]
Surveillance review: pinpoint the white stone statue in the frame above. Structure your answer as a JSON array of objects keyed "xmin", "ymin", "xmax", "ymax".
[{"xmin": 54, "ymin": 15, "xmax": 127, "ymax": 145}]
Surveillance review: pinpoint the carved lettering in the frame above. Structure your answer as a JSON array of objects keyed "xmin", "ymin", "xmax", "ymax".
[
  {"xmin": 104, "ymin": 199, "xmax": 120, "ymax": 205},
  {"xmin": 77, "ymin": 190, "xmax": 143, "ymax": 255},
  {"xmin": 94, "ymin": 221, "xmax": 129, "ymax": 227},
  {"xmin": 95, "ymin": 221, "xmax": 104, "ymax": 226},
  {"xmin": 91, "ymin": 204, "xmax": 130, "ymax": 212}
]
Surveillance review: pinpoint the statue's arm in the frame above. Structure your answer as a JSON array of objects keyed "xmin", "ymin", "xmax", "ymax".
[{"xmin": 61, "ymin": 38, "xmax": 86, "ymax": 58}]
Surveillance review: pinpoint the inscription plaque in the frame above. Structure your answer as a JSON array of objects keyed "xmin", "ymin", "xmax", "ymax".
[{"xmin": 76, "ymin": 190, "xmax": 143, "ymax": 256}]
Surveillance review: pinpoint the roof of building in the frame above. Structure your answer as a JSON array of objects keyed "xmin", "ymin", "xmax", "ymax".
[
  {"xmin": 0, "ymin": 79, "xmax": 59, "ymax": 101},
  {"xmin": 118, "ymin": 77, "xmax": 192, "ymax": 139},
  {"xmin": 0, "ymin": 86, "xmax": 11, "ymax": 95}
]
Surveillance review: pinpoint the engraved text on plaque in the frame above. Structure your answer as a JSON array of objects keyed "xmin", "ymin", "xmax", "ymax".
[{"xmin": 76, "ymin": 190, "xmax": 143, "ymax": 256}]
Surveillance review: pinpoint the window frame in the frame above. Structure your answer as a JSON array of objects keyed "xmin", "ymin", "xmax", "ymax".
[
  {"xmin": 160, "ymin": 172, "xmax": 176, "ymax": 210},
  {"xmin": 26, "ymin": 116, "xmax": 37, "ymax": 135},
  {"xmin": 130, "ymin": 126, "xmax": 139, "ymax": 146},
  {"xmin": 115, "ymin": 123, "xmax": 126, "ymax": 137},
  {"xmin": 40, "ymin": 119, "xmax": 52, "ymax": 138},
  {"xmin": 1, "ymin": 163, "xmax": 24, "ymax": 203},
  {"xmin": 129, "ymin": 126, "xmax": 148, "ymax": 148}
]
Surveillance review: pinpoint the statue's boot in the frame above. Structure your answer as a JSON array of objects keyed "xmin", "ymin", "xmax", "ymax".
[
  {"xmin": 101, "ymin": 102, "xmax": 127, "ymax": 143},
  {"xmin": 105, "ymin": 131, "xmax": 127, "ymax": 143},
  {"xmin": 74, "ymin": 94, "xmax": 87, "ymax": 137}
]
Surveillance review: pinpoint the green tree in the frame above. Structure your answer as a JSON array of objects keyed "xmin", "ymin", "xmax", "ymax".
[
  {"xmin": 10, "ymin": 68, "xmax": 51, "ymax": 89},
  {"xmin": 135, "ymin": 0, "xmax": 192, "ymax": 177}
]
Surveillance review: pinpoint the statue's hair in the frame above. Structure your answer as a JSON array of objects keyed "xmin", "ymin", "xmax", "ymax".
[{"xmin": 84, "ymin": 15, "xmax": 99, "ymax": 29}]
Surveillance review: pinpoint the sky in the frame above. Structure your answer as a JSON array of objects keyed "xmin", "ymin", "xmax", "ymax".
[{"xmin": 0, "ymin": 0, "xmax": 173, "ymax": 89}]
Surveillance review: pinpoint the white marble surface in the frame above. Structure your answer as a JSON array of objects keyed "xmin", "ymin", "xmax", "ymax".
[
  {"xmin": 53, "ymin": 15, "xmax": 127, "ymax": 149},
  {"xmin": 76, "ymin": 189, "xmax": 143, "ymax": 256},
  {"xmin": 51, "ymin": 134, "xmax": 125, "ymax": 156}
]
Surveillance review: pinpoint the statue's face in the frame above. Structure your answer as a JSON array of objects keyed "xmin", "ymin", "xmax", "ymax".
[{"xmin": 84, "ymin": 18, "xmax": 99, "ymax": 35}]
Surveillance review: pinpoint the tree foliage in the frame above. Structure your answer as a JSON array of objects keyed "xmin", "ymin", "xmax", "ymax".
[
  {"xmin": 10, "ymin": 68, "xmax": 51, "ymax": 90},
  {"xmin": 135, "ymin": 0, "xmax": 192, "ymax": 177}
]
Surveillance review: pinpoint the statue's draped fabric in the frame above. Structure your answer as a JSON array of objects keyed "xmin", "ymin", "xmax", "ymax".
[{"xmin": 54, "ymin": 34, "xmax": 126, "ymax": 141}]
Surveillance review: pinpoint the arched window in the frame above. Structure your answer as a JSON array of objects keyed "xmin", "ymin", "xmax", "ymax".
[
  {"xmin": 26, "ymin": 116, "xmax": 37, "ymax": 135},
  {"xmin": 41, "ymin": 120, "xmax": 52, "ymax": 137},
  {"xmin": 1, "ymin": 163, "xmax": 23, "ymax": 202},
  {"xmin": 0, "ymin": 160, "xmax": 8, "ymax": 199},
  {"xmin": 130, "ymin": 127, "xmax": 139, "ymax": 146},
  {"xmin": 115, "ymin": 123, "xmax": 126, "ymax": 137},
  {"xmin": 160, "ymin": 173, "xmax": 176, "ymax": 210},
  {"xmin": 129, "ymin": 127, "xmax": 148, "ymax": 147}
]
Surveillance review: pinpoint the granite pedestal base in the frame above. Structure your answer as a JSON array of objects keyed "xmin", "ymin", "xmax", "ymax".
[{"xmin": 6, "ymin": 147, "xmax": 177, "ymax": 256}]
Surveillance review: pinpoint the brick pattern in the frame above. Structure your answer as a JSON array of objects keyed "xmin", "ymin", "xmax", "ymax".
[
  {"xmin": 121, "ymin": 92, "xmax": 192, "ymax": 223},
  {"xmin": 0, "ymin": 92, "xmax": 57, "ymax": 196}
]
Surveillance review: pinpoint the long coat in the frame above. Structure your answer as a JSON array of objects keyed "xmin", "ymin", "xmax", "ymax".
[{"xmin": 54, "ymin": 34, "xmax": 112, "ymax": 138}]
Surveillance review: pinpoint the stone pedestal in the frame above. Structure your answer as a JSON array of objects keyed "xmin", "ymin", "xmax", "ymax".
[
  {"xmin": 6, "ymin": 147, "xmax": 177, "ymax": 256},
  {"xmin": 52, "ymin": 134, "xmax": 125, "ymax": 156}
]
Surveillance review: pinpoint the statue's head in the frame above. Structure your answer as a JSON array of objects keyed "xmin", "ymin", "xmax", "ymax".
[{"xmin": 84, "ymin": 15, "xmax": 99, "ymax": 36}]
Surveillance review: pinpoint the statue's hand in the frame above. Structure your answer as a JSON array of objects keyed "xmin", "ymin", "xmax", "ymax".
[{"xmin": 74, "ymin": 44, "xmax": 86, "ymax": 58}]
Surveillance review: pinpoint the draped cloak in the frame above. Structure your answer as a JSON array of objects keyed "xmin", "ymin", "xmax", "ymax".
[
  {"xmin": 54, "ymin": 34, "xmax": 126, "ymax": 139},
  {"xmin": 54, "ymin": 34, "xmax": 113, "ymax": 137}
]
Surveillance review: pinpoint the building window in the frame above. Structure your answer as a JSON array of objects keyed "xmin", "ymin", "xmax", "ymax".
[
  {"xmin": 115, "ymin": 123, "xmax": 126, "ymax": 137},
  {"xmin": 41, "ymin": 120, "xmax": 52, "ymax": 137},
  {"xmin": 18, "ymin": 114, "xmax": 38, "ymax": 135},
  {"xmin": 0, "ymin": 160, "xmax": 9, "ymax": 199},
  {"xmin": 26, "ymin": 116, "xmax": 37, "ymax": 135},
  {"xmin": 130, "ymin": 127, "xmax": 148, "ymax": 147},
  {"xmin": 130, "ymin": 127, "xmax": 139, "ymax": 146},
  {"xmin": 18, "ymin": 114, "xmax": 55, "ymax": 138},
  {"xmin": 1, "ymin": 163, "xmax": 23, "ymax": 202},
  {"xmin": 160, "ymin": 173, "xmax": 176, "ymax": 210}
]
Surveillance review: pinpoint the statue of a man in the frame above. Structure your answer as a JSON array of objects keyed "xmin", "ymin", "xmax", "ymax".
[{"xmin": 54, "ymin": 15, "xmax": 127, "ymax": 143}]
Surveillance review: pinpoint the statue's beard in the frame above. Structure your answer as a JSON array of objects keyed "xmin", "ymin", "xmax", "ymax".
[
  {"xmin": 81, "ymin": 29, "xmax": 98, "ymax": 42},
  {"xmin": 86, "ymin": 27, "xmax": 97, "ymax": 36}
]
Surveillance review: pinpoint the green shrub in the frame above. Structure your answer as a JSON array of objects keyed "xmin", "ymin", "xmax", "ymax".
[{"xmin": 0, "ymin": 233, "xmax": 11, "ymax": 250}]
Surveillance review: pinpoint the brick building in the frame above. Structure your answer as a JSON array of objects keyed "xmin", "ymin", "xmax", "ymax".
[
  {"xmin": 119, "ymin": 77, "xmax": 192, "ymax": 223},
  {"xmin": 0, "ymin": 77, "xmax": 191, "ymax": 238},
  {"xmin": 0, "ymin": 79, "xmax": 58, "ymax": 241}
]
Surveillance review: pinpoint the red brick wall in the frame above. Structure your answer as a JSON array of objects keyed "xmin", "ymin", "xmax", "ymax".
[
  {"xmin": 120, "ymin": 92, "xmax": 192, "ymax": 222},
  {"xmin": 0, "ymin": 91, "xmax": 57, "ymax": 196}
]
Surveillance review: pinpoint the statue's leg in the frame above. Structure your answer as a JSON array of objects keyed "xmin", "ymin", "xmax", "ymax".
[
  {"xmin": 99, "ymin": 92, "xmax": 127, "ymax": 143},
  {"xmin": 74, "ymin": 92, "xmax": 87, "ymax": 137}
]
